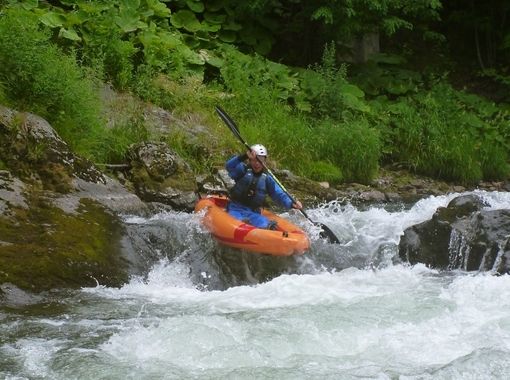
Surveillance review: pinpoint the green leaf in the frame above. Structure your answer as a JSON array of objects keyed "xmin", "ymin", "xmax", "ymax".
[
  {"xmin": 204, "ymin": 12, "xmax": 226, "ymax": 24},
  {"xmin": 198, "ymin": 49, "xmax": 224, "ymax": 67},
  {"xmin": 115, "ymin": 16, "xmax": 140, "ymax": 33},
  {"xmin": 201, "ymin": 21, "xmax": 221, "ymax": 32},
  {"xmin": 120, "ymin": 0, "xmax": 141, "ymax": 10},
  {"xmin": 66, "ymin": 11, "xmax": 90, "ymax": 26},
  {"xmin": 146, "ymin": 0, "xmax": 171, "ymax": 18},
  {"xmin": 339, "ymin": 83, "xmax": 364, "ymax": 98},
  {"xmin": 19, "ymin": 0, "xmax": 38, "ymax": 10},
  {"xmin": 183, "ymin": 47, "xmax": 205, "ymax": 65},
  {"xmin": 311, "ymin": 6, "xmax": 334, "ymax": 24},
  {"xmin": 205, "ymin": 0, "xmax": 226, "ymax": 12},
  {"xmin": 342, "ymin": 93, "xmax": 370, "ymax": 113},
  {"xmin": 171, "ymin": 10, "xmax": 202, "ymax": 32},
  {"xmin": 39, "ymin": 12, "xmax": 66, "ymax": 28},
  {"xmin": 186, "ymin": 0, "xmax": 205, "ymax": 13},
  {"xmin": 218, "ymin": 30, "xmax": 236, "ymax": 43},
  {"xmin": 158, "ymin": 31, "xmax": 181, "ymax": 49},
  {"xmin": 58, "ymin": 27, "xmax": 82, "ymax": 41},
  {"xmin": 115, "ymin": 9, "xmax": 141, "ymax": 33},
  {"xmin": 221, "ymin": 19, "xmax": 242, "ymax": 31}
]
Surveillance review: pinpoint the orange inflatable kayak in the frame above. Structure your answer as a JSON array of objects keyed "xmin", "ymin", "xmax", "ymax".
[{"xmin": 195, "ymin": 195, "xmax": 310, "ymax": 256}]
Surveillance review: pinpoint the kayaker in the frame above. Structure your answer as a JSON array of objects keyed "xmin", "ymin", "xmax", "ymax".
[{"xmin": 225, "ymin": 144, "xmax": 303, "ymax": 229}]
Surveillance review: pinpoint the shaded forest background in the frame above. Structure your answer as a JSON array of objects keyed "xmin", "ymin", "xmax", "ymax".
[{"xmin": 0, "ymin": 0, "xmax": 509, "ymax": 185}]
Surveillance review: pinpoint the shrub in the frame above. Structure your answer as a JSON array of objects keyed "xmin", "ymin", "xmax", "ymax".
[
  {"xmin": 372, "ymin": 84, "xmax": 510, "ymax": 183},
  {"xmin": 0, "ymin": 8, "xmax": 103, "ymax": 158},
  {"xmin": 297, "ymin": 43, "xmax": 370, "ymax": 121},
  {"xmin": 314, "ymin": 119, "xmax": 380, "ymax": 183}
]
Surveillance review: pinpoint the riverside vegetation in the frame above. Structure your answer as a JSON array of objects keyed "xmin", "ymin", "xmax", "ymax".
[
  {"xmin": 0, "ymin": 0, "xmax": 509, "ymax": 186},
  {"xmin": 0, "ymin": 0, "xmax": 510, "ymax": 292}
]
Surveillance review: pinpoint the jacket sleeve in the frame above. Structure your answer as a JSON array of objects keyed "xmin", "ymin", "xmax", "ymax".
[
  {"xmin": 266, "ymin": 175, "xmax": 293, "ymax": 209},
  {"xmin": 225, "ymin": 154, "xmax": 247, "ymax": 180}
]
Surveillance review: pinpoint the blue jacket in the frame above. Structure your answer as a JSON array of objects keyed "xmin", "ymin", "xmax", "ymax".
[{"xmin": 225, "ymin": 155, "xmax": 293, "ymax": 210}]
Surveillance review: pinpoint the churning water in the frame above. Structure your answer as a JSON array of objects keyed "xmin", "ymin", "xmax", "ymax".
[{"xmin": 1, "ymin": 191, "xmax": 510, "ymax": 379}]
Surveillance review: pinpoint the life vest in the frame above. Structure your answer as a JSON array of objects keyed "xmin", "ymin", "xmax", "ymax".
[{"xmin": 229, "ymin": 168, "xmax": 268, "ymax": 210}]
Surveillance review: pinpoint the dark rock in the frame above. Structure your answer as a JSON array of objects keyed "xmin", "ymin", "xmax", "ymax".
[
  {"xmin": 126, "ymin": 141, "xmax": 197, "ymax": 211},
  {"xmin": 446, "ymin": 194, "xmax": 488, "ymax": 217},
  {"xmin": 399, "ymin": 194, "xmax": 510, "ymax": 274},
  {"xmin": 398, "ymin": 215, "xmax": 453, "ymax": 269},
  {"xmin": 127, "ymin": 141, "xmax": 188, "ymax": 180}
]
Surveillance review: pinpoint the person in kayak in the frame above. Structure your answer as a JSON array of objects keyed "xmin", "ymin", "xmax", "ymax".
[{"xmin": 225, "ymin": 144, "xmax": 302, "ymax": 229}]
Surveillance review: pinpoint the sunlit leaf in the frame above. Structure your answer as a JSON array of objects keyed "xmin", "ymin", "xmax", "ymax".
[
  {"xmin": 186, "ymin": 0, "xmax": 205, "ymax": 13},
  {"xmin": 66, "ymin": 11, "xmax": 90, "ymax": 26},
  {"xmin": 339, "ymin": 83, "xmax": 365, "ymax": 98},
  {"xmin": 115, "ymin": 9, "xmax": 141, "ymax": 33},
  {"xmin": 183, "ymin": 47, "xmax": 205, "ymax": 65},
  {"xmin": 19, "ymin": 0, "xmax": 38, "ymax": 10},
  {"xmin": 158, "ymin": 31, "xmax": 181, "ymax": 48},
  {"xmin": 39, "ymin": 12, "xmax": 66, "ymax": 28},
  {"xmin": 342, "ymin": 93, "xmax": 371, "ymax": 113},
  {"xmin": 58, "ymin": 27, "xmax": 81, "ymax": 41},
  {"xmin": 147, "ymin": 0, "xmax": 171, "ymax": 18},
  {"xmin": 171, "ymin": 10, "xmax": 201, "ymax": 32},
  {"xmin": 201, "ymin": 21, "xmax": 221, "ymax": 32},
  {"xmin": 311, "ymin": 6, "xmax": 333, "ymax": 24},
  {"xmin": 198, "ymin": 49, "xmax": 223, "ymax": 67}
]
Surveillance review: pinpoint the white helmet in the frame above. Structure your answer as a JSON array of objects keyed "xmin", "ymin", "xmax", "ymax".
[{"xmin": 251, "ymin": 144, "xmax": 267, "ymax": 157}]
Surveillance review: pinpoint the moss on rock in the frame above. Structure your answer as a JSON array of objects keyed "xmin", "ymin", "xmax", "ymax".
[{"xmin": 0, "ymin": 196, "xmax": 129, "ymax": 291}]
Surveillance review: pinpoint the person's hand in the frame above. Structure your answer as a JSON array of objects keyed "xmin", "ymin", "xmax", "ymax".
[
  {"xmin": 292, "ymin": 200, "xmax": 303, "ymax": 209},
  {"xmin": 247, "ymin": 149, "xmax": 257, "ymax": 160}
]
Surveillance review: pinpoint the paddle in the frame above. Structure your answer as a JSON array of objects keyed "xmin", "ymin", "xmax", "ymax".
[{"xmin": 215, "ymin": 106, "xmax": 341, "ymax": 244}]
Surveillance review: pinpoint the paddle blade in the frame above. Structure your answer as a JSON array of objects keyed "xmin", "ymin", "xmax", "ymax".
[
  {"xmin": 317, "ymin": 223, "xmax": 341, "ymax": 244},
  {"xmin": 215, "ymin": 106, "xmax": 246, "ymax": 146}
]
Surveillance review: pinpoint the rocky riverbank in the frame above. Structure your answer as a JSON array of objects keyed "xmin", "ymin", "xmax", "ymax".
[{"xmin": 1, "ymin": 104, "xmax": 509, "ymax": 295}]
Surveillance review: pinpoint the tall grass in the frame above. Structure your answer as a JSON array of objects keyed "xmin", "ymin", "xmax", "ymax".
[
  {"xmin": 373, "ymin": 84, "xmax": 509, "ymax": 183},
  {"xmin": 0, "ymin": 8, "xmax": 103, "ymax": 157},
  {"xmin": 0, "ymin": 8, "xmax": 152, "ymax": 163}
]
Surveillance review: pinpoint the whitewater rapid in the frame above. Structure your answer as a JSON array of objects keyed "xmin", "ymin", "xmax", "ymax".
[{"xmin": 1, "ymin": 191, "xmax": 510, "ymax": 379}]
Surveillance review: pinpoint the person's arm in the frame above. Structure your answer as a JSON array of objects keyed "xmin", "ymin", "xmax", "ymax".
[
  {"xmin": 225, "ymin": 153, "xmax": 248, "ymax": 180},
  {"xmin": 266, "ymin": 176, "xmax": 301, "ymax": 209}
]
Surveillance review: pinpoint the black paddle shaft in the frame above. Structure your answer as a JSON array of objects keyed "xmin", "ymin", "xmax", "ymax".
[{"xmin": 215, "ymin": 106, "xmax": 340, "ymax": 244}]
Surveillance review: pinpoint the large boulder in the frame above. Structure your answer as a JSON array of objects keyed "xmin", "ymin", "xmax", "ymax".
[
  {"xmin": 0, "ymin": 107, "xmax": 151, "ymax": 291},
  {"xmin": 399, "ymin": 194, "xmax": 510, "ymax": 274},
  {"xmin": 126, "ymin": 142, "xmax": 198, "ymax": 211}
]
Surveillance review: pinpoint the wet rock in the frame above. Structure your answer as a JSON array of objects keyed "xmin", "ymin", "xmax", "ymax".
[
  {"xmin": 357, "ymin": 190, "xmax": 386, "ymax": 203},
  {"xmin": 445, "ymin": 194, "xmax": 488, "ymax": 217},
  {"xmin": 126, "ymin": 142, "xmax": 197, "ymax": 211},
  {"xmin": 0, "ymin": 283, "xmax": 44, "ymax": 307},
  {"xmin": 399, "ymin": 195, "xmax": 510, "ymax": 274},
  {"xmin": 385, "ymin": 192, "xmax": 402, "ymax": 202}
]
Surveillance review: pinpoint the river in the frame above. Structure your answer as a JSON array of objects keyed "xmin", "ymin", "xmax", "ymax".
[{"xmin": 1, "ymin": 191, "xmax": 510, "ymax": 379}]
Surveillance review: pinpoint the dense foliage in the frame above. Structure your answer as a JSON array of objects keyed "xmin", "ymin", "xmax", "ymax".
[{"xmin": 0, "ymin": 0, "xmax": 509, "ymax": 184}]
